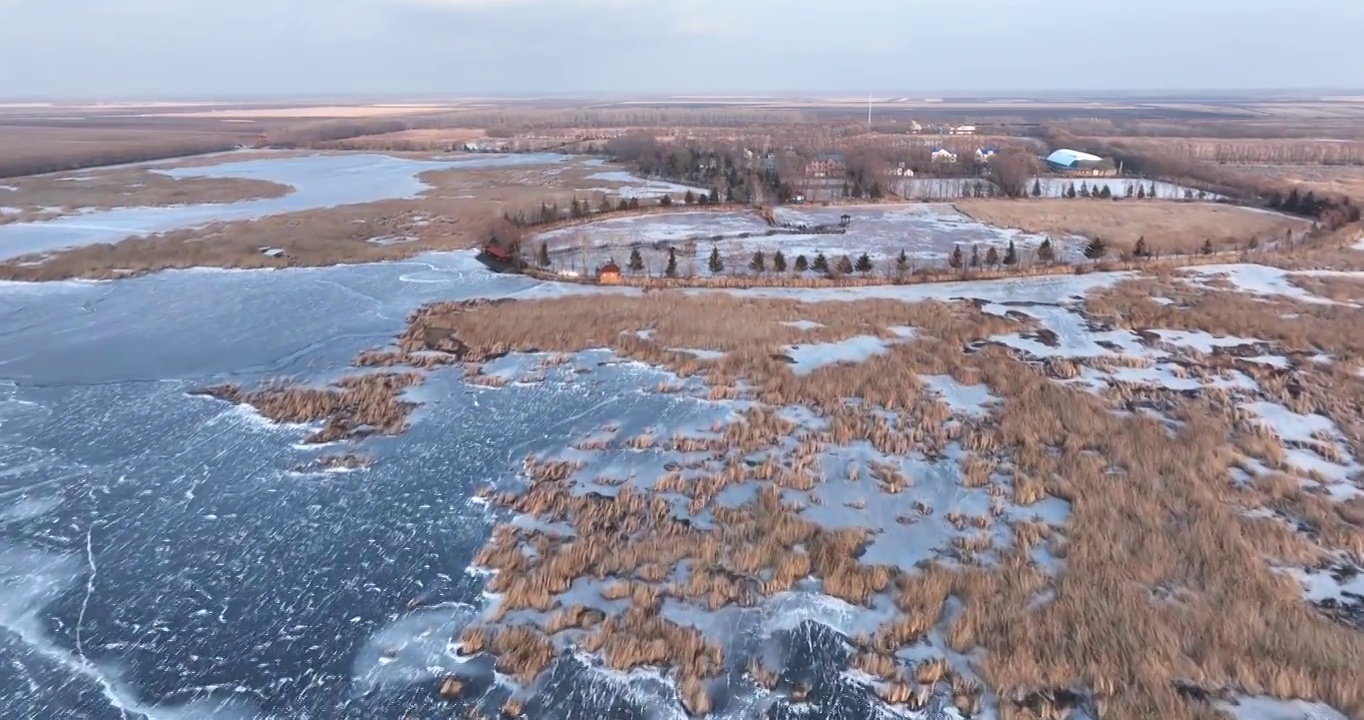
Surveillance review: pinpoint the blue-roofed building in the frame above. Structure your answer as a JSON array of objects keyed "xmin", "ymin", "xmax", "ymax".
[{"xmin": 1045, "ymin": 148, "xmax": 1116, "ymax": 177}]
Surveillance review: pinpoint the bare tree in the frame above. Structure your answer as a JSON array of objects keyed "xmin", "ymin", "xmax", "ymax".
[{"xmin": 990, "ymin": 149, "xmax": 1037, "ymax": 198}]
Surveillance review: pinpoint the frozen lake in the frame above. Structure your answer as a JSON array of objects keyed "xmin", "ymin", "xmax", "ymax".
[
  {"xmin": 0, "ymin": 153, "xmax": 573, "ymax": 261},
  {"xmin": 0, "ymin": 251, "xmax": 1141, "ymax": 719}
]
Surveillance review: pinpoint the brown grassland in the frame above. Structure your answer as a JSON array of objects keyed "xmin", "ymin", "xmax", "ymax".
[
  {"xmin": 0, "ymin": 125, "xmax": 251, "ymax": 178},
  {"xmin": 207, "ymin": 269, "xmax": 1364, "ymax": 718},
  {"xmin": 0, "ymin": 166, "xmax": 290, "ymax": 224},
  {"xmin": 955, "ymin": 199, "xmax": 1312, "ymax": 254}
]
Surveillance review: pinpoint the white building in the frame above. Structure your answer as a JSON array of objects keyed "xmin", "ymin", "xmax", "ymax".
[
  {"xmin": 950, "ymin": 125, "xmax": 977, "ymax": 135},
  {"xmin": 931, "ymin": 148, "xmax": 958, "ymax": 163}
]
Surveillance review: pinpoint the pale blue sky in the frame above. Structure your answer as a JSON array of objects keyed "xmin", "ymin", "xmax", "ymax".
[{"xmin": 1, "ymin": 0, "xmax": 1360, "ymax": 97}]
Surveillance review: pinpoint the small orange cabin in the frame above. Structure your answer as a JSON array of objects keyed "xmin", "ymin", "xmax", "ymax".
[{"xmin": 597, "ymin": 260, "xmax": 622, "ymax": 284}]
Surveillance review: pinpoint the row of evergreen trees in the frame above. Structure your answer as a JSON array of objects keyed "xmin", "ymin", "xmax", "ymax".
[
  {"xmin": 580, "ymin": 239, "xmax": 1069, "ymax": 279},
  {"xmin": 1029, "ymin": 179, "xmax": 1198, "ymax": 200},
  {"xmin": 506, "ymin": 187, "xmax": 725, "ymax": 228}
]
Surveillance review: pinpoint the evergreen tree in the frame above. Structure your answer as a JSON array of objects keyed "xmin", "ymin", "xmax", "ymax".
[
  {"xmin": 725, "ymin": 185, "xmax": 736, "ymax": 203},
  {"xmin": 1148, "ymin": 183, "xmax": 1157, "ymax": 199},
  {"xmin": 683, "ymin": 190, "xmax": 696, "ymax": 205},
  {"xmin": 855, "ymin": 252, "xmax": 873, "ymax": 275},
  {"xmin": 1066, "ymin": 183, "xmax": 1077, "ymax": 199},
  {"xmin": 1083, "ymin": 237, "xmax": 1107, "ymax": 261},
  {"xmin": 1037, "ymin": 238, "xmax": 1055, "ymax": 265},
  {"xmin": 896, "ymin": 249, "xmax": 909, "ymax": 274},
  {"xmin": 970, "ymin": 244, "xmax": 981, "ymax": 268},
  {"xmin": 1283, "ymin": 188, "xmax": 1301, "ymax": 213},
  {"xmin": 985, "ymin": 246, "xmax": 1000, "ymax": 267},
  {"xmin": 1003, "ymin": 239, "xmax": 1018, "ymax": 266},
  {"xmin": 1247, "ymin": 236, "xmax": 1260, "ymax": 250},
  {"xmin": 1099, "ymin": 185, "xmax": 1112, "ymax": 199},
  {"xmin": 537, "ymin": 241, "xmax": 551, "ymax": 268},
  {"xmin": 665, "ymin": 247, "xmax": 678, "ymax": 278},
  {"xmin": 812, "ymin": 253, "xmax": 829, "ymax": 273},
  {"xmin": 1125, "ymin": 184, "xmax": 1135, "ymax": 198},
  {"xmin": 628, "ymin": 247, "xmax": 645, "ymax": 273},
  {"xmin": 626, "ymin": 197, "xmax": 640, "ymax": 210},
  {"xmin": 749, "ymin": 250, "xmax": 766, "ymax": 273},
  {"xmin": 709, "ymin": 187, "xmax": 720, "ymax": 204},
  {"xmin": 1031, "ymin": 178, "xmax": 1042, "ymax": 197},
  {"xmin": 617, "ymin": 198, "xmax": 629, "ymax": 212},
  {"xmin": 836, "ymin": 254, "xmax": 855, "ymax": 276},
  {"xmin": 707, "ymin": 246, "xmax": 724, "ymax": 273},
  {"xmin": 1136, "ymin": 184, "xmax": 1146, "ymax": 200},
  {"xmin": 773, "ymin": 250, "xmax": 788, "ymax": 272},
  {"xmin": 598, "ymin": 196, "xmax": 612, "ymax": 213},
  {"xmin": 570, "ymin": 197, "xmax": 583, "ymax": 218},
  {"xmin": 1133, "ymin": 236, "xmax": 1149, "ymax": 259},
  {"xmin": 795, "ymin": 254, "xmax": 810, "ymax": 272},
  {"xmin": 948, "ymin": 245, "xmax": 964, "ymax": 270},
  {"xmin": 539, "ymin": 202, "xmax": 553, "ymax": 224},
  {"xmin": 1201, "ymin": 238, "xmax": 1214, "ymax": 255},
  {"xmin": 659, "ymin": 194, "xmax": 673, "ymax": 207},
  {"xmin": 1079, "ymin": 182, "xmax": 1091, "ymax": 198}
]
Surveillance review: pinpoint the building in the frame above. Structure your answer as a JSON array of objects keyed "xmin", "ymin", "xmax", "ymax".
[
  {"xmin": 805, "ymin": 155, "xmax": 846, "ymax": 179},
  {"xmin": 596, "ymin": 260, "xmax": 622, "ymax": 285},
  {"xmin": 975, "ymin": 147, "xmax": 998, "ymax": 163},
  {"xmin": 1045, "ymin": 149, "xmax": 1117, "ymax": 177},
  {"xmin": 931, "ymin": 148, "xmax": 958, "ymax": 163},
  {"xmin": 950, "ymin": 125, "xmax": 976, "ymax": 136}
]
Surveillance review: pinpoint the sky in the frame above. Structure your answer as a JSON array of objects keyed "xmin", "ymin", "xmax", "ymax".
[{"xmin": 1, "ymin": 0, "xmax": 1361, "ymax": 98}]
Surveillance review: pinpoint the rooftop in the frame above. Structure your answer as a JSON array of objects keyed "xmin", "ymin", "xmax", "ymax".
[{"xmin": 1046, "ymin": 148, "xmax": 1105, "ymax": 167}]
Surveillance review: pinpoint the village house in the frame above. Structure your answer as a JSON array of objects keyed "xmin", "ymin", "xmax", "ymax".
[
  {"xmin": 975, "ymin": 146, "xmax": 998, "ymax": 162},
  {"xmin": 950, "ymin": 125, "xmax": 977, "ymax": 136},
  {"xmin": 805, "ymin": 155, "xmax": 846, "ymax": 179},
  {"xmin": 884, "ymin": 161, "xmax": 914, "ymax": 177},
  {"xmin": 596, "ymin": 260, "xmax": 622, "ymax": 285},
  {"xmin": 930, "ymin": 148, "xmax": 959, "ymax": 163}
]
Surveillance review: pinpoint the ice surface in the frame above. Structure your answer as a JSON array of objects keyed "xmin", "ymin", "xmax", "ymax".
[
  {"xmin": 1240, "ymin": 401, "xmax": 1360, "ymax": 497},
  {"xmin": 1216, "ymin": 695, "xmax": 1350, "ymax": 720},
  {"xmin": 770, "ymin": 204, "xmax": 1081, "ymax": 265},
  {"xmin": 1151, "ymin": 329, "xmax": 1262, "ymax": 353},
  {"xmin": 1180, "ymin": 264, "xmax": 1357, "ymax": 306},
  {"xmin": 1245, "ymin": 355, "xmax": 1291, "ymax": 369},
  {"xmin": 783, "ymin": 336, "xmax": 891, "ymax": 375},
  {"xmin": 921, "ymin": 375, "xmax": 995, "ymax": 416},
  {"xmin": 0, "ymin": 152, "xmax": 569, "ymax": 260},
  {"xmin": 582, "ymin": 170, "xmax": 708, "ymax": 199},
  {"xmin": 989, "ymin": 305, "xmax": 1152, "ymax": 359},
  {"xmin": 781, "ymin": 320, "xmax": 824, "ymax": 331}
]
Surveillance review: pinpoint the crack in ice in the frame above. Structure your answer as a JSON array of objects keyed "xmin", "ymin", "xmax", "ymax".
[{"xmin": 76, "ymin": 524, "xmax": 96, "ymax": 669}]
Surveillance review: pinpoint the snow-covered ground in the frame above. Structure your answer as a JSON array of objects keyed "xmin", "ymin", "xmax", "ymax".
[
  {"xmin": 528, "ymin": 203, "xmax": 1089, "ymax": 277},
  {"xmin": 1180, "ymin": 264, "xmax": 1364, "ymax": 307},
  {"xmin": 580, "ymin": 170, "xmax": 709, "ymax": 200}
]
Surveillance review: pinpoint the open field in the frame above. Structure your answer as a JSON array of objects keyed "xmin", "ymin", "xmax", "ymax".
[
  {"xmin": 0, "ymin": 125, "xmax": 252, "ymax": 178},
  {"xmin": 202, "ymin": 262, "xmax": 1364, "ymax": 719},
  {"xmin": 140, "ymin": 104, "xmax": 465, "ymax": 119},
  {"xmin": 956, "ymin": 199, "xmax": 1311, "ymax": 255},
  {"xmin": 311, "ymin": 127, "xmax": 487, "ymax": 151}
]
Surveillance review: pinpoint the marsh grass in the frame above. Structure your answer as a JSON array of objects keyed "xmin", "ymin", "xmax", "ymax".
[
  {"xmin": 196, "ymin": 371, "xmax": 421, "ymax": 444},
  {"xmin": 414, "ymin": 288, "xmax": 1364, "ymax": 718}
]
